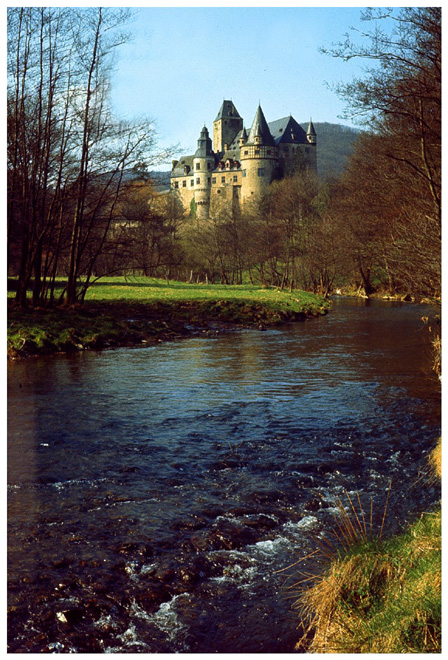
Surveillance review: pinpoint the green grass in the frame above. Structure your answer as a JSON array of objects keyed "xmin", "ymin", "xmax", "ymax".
[
  {"xmin": 296, "ymin": 510, "xmax": 441, "ymax": 653},
  {"xmin": 82, "ymin": 276, "xmax": 324, "ymax": 308},
  {"xmin": 7, "ymin": 277, "xmax": 329, "ymax": 358},
  {"xmin": 294, "ymin": 445, "xmax": 442, "ymax": 653}
]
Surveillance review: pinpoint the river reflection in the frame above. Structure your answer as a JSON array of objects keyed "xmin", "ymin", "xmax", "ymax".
[{"xmin": 7, "ymin": 298, "xmax": 440, "ymax": 653}]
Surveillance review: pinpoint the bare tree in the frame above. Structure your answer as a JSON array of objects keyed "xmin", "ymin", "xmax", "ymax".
[
  {"xmin": 258, "ymin": 170, "xmax": 320, "ymax": 290},
  {"xmin": 320, "ymin": 7, "xmax": 441, "ymax": 297},
  {"xmin": 8, "ymin": 7, "xmax": 172, "ymax": 307},
  {"xmin": 7, "ymin": 7, "xmax": 75, "ymax": 306},
  {"xmin": 108, "ymin": 185, "xmax": 184, "ymax": 278}
]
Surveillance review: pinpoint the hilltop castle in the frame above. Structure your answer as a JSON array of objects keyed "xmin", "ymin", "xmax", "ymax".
[{"xmin": 170, "ymin": 100, "xmax": 317, "ymax": 219}]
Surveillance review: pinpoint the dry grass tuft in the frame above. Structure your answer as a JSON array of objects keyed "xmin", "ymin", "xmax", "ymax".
[
  {"xmin": 431, "ymin": 334, "xmax": 441, "ymax": 378},
  {"xmin": 292, "ymin": 488, "xmax": 441, "ymax": 654},
  {"xmin": 428, "ymin": 437, "xmax": 441, "ymax": 481},
  {"xmin": 296, "ymin": 553, "xmax": 395, "ymax": 653}
]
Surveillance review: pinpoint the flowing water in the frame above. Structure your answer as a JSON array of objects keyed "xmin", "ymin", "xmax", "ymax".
[{"xmin": 8, "ymin": 298, "xmax": 440, "ymax": 653}]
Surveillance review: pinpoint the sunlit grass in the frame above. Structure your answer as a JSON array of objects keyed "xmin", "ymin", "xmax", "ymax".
[
  {"xmin": 7, "ymin": 276, "xmax": 329, "ymax": 357},
  {"xmin": 81, "ymin": 276, "xmax": 324, "ymax": 311},
  {"xmin": 8, "ymin": 276, "xmax": 327, "ymax": 311}
]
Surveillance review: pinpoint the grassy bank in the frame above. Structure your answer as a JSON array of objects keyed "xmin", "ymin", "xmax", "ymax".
[
  {"xmin": 296, "ymin": 439, "xmax": 442, "ymax": 653},
  {"xmin": 7, "ymin": 277, "xmax": 329, "ymax": 358}
]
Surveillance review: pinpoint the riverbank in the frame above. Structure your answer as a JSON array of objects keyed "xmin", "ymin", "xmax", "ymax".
[
  {"xmin": 7, "ymin": 278, "xmax": 329, "ymax": 358},
  {"xmin": 8, "ymin": 295, "xmax": 439, "ymax": 652},
  {"xmin": 333, "ymin": 285, "xmax": 440, "ymax": 306},
  {"xmin": 295, "ymin": 439, "xmax": 441, "ymax": 653}
]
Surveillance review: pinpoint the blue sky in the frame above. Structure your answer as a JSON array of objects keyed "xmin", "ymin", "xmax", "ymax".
[{"xmin": 108, "ymin": 6, "xmax": 395, "ymax": 169}]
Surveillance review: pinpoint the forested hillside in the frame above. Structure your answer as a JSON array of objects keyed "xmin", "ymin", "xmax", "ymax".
[{"xmin": 300, "ymin": 122, "xmax": 361, "ymax": 179}]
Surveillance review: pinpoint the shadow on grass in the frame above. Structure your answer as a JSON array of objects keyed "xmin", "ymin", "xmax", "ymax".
[
  {"xmin": 8, "ymin": 277, "xmax": 262, "ymax": 293},
  {"xmin": 88, "ymin": 279, "xmax": 260, "ymax": 292}
]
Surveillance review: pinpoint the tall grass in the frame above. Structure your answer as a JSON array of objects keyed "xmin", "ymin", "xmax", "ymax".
[
  {"xmin": 291, "ymin": 469, "xmax": 441, "ymax": 653},
  {"xmin": 432, "ymin": 335, "xmax": 441, "ymax": 379},
  {"xmin": 428, "ymin": 437, "xmax": 442, "ymax": 482}
]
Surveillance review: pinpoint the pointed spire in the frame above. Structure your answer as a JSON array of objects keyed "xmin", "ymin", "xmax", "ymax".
[
  {"xmin": 307, "ymin": 118, "xmax": 317, "ymax": 144},
  {"xmin": 238, "ymin": 126, "xmax": 248, "ymax": 146},
  {"xmin": 195, "ymin": 125, "xmax": 213, "ymax": 157},
  {"xmin": 307, "ymin": 118, "xmax": 316, "ymax": 136},
  {"xmin": 247, "ymin": 105, "xmax": 275, "ymax": 146}
]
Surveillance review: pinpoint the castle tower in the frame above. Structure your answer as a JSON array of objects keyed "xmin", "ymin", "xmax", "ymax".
[
  {"xmin": 305, "ymin": 118, "xmax": 317, "ymax": 172},
  {"xmin": 238, "ymin": 127, "xmax": 248, "ymax": 148},
  {"xmin": 240, "ymin": 105, "xmax": 278, "ymax": 204},
  {"xmin": 213, "ymin": 100, "xmax": 243, "ymax": 154},
  {"xmin": 306, "ymin": 119, "xmax": 317, "ymax": 145},
  {"xmin": 193, "ymin": 125, "xmax": 215, "ymax": 219}
]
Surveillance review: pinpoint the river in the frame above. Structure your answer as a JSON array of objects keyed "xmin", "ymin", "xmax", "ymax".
[{"xmin": 7, "ymin": 298, "xmax": 441, "ymax": 653}]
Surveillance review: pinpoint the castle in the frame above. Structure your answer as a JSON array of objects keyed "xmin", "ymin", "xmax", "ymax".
[{"xmin": 170, "ymin": 100, "xmax": 317, "ymax": 219}]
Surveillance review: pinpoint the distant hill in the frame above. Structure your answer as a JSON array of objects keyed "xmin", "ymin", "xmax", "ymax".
[
  {"xmin": 300, "ymin": 122, "xmax": 362, "ymax": 179},
  {"xmin": 150, "ymin": 123, "xmax": 361, "ymax": 189},
  {"xmin": 148, "ymin": 170, "xmax": 171, "ymax": 191}
]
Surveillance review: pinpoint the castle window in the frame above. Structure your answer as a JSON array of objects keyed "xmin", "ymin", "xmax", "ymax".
[
  {"xmin": 255, "ymin": 149, "xmax": 260, "ymax": 155},
  {"xmin": 217, "ymin": 189, "xmax": 221, "ymax": 194},
  {"xmin": 221, "ymin": 176, "xmax": 225, "ymax": 183},
  {"xmin": 244, "ymin": 150, "xmax": 248, "ymax": 155},
  {"xmin": 174, "ymin": 181, "xmax": 179, "ymax": 188},
  {"xmin": 242, "ymin": 170, "xmax": 246, "ymax": 177},
  {"xmin": 190, "ymin": 180, "xmax": 194, "ymax": 186},
  {"xmin": 182, "ymin": 180, "xmax": 186, "ymax": 187},
  {"xmin": 207, "ymin": 178, "xmax": 211, "ymax": 184},
  {"xmin": 257, "ymin": 168, "xmax": 265, "ymax": 177},
  {"xmin": 196, "ymin": 163, "xmax": 200, "ymax": 170},
  {"xmin": 196, "ymin": 177, "xmax": 200, "ymax": 184},
  {"xmin": 212, "ymin": 177, "xmax": 216, "ymax": 183},
  {"xmin": 207, "ymin": 162, "xmax": 211, "ymax": 170},
  {"xmin": 233, "ymin": 175, "xmax": 237, "ymax": 182}
]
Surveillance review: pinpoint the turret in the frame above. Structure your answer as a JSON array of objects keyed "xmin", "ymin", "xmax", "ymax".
[
  {"xmin": 240, "ymin": 105, "xmax": 278, "ymax": 204},
  {"xmin": 238, "ymin": 127, "xmax": 248, "ymax": 148},
  {"xmin": 193, "ymin": 126, "xmax": 215, "ymax": 219},
  {"xmin": 306, "ymin": 119, "xmax": 317, "ymax": 145},
  {"xmin": 246, "ymin": 105, "xmax": 275, "ymax": 147}
]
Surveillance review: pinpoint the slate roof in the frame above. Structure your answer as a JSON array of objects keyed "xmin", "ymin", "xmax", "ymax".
[
  {"xmin": 307, "ymin": 119, "xmax": 316, "ymax": 137},
  {"xmin": 171, "ymin": 105, "xmax": 316, "ymax": 181},
  {"xmin": 221, "ymin": 147, "xmax": 241, "ymax": 164},
  {"xmin": 246, "ymin": 106, "xmax": 275, "ymax": 146},
  {"xmin": 214, "ymin": 100, "xmax": 242, "ymax": 122},
  {"xmin": 268, "ymin": 116, "xmax": 308, "ymax": 145},
  {"xmin": 225, "ymin": 127, "xmax": 246, "ymax": 153},
  {"xmin": 195, "ymin": 125, "xmax": 213, "ymax": 157},
  {"xmin": 171, "ymin": 155, "xmax": 195, "ymax": 177}
]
